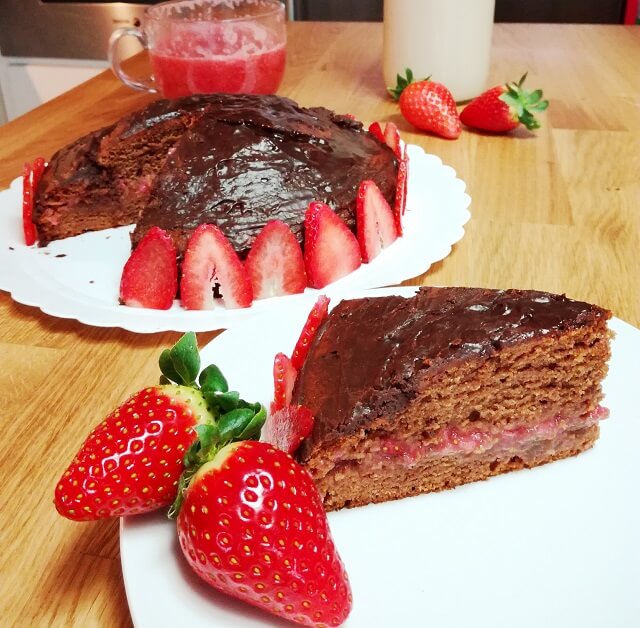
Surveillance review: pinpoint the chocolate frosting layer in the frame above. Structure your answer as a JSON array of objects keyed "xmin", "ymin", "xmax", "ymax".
[
  {"xmin": 293, "ymin": 287, "xmax": 610, "ymax": 462},
  {"xmin": 133, "ymin": 94, "xmax": 397, "ymax": 255},
  {"xmin": 35, "ymin": 94, "xmax": 397, "ymax": 254}
]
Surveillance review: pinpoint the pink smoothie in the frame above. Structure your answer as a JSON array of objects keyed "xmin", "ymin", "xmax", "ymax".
[{"xmin": 149, "ymin": 24, "xmax": 286, "ymax": 97}]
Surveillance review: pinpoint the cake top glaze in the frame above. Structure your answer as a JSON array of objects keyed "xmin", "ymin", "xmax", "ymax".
[
  {"xmin": 293, "ymin": 287, "xmax": 611, "ymax": 461},
  {"xmin": 132, "ymin": 94, "xmax": 397, "ymax": 255}
]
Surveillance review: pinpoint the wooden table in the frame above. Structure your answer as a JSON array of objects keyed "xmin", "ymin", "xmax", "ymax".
[{"xmin": 1, "ymin": 22, "xmax": 638, "ymax": 627}]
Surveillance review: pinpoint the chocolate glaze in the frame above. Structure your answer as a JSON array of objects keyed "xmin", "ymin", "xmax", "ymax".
[
  {"xmin": 293, "ymin": 287, "xmax": 611, "ymax": 462},
  {"xmin": 36, "ymin": 94, "xmax": 397, "ymax": 255},
  {"xmin": 131, "ymin": 94, "xmax": 397, "ymax": 255}
]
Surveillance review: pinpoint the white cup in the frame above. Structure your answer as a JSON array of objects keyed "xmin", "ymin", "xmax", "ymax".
[{"xmin": 383, "ymin": 0, "xmax": 496, "ymax": 103}]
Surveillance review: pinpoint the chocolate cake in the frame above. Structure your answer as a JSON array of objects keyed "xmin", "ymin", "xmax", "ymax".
[
  {"xmin": 33, "ymin": 94, "xmax": 398, "ymax": 256},
  {"xmin": 292, "ymin": 287, "xmax": 612, "ymax": 511}
]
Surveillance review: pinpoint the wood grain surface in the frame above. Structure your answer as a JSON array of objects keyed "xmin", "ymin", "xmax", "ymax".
[{"xmin": 0, "ymin": 22, "xmax": 638, "ymax": 627}]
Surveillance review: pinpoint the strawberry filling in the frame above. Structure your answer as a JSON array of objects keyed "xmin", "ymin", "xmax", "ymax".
[{"xmin": 354, "ymin": 406, "xmax": 608, "ymax": 468}]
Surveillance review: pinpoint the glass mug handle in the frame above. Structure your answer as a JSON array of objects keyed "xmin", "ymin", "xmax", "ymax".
[{"xmin": 108, "ymin": 27, "xmax": 158, "ymax": 94}]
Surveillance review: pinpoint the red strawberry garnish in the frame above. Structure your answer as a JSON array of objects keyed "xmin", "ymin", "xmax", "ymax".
[
  {"xmin": 120, "ymin": 226, "xmax": 178, "ymax": 310},
  {"xmin": 303, "ymin": 201, "xmax": 361, "ymax": 289},
  {"xmin": 271, "ymin": 352, "xmax": 297, "ymax": 413},
  {"xmin": 173, "ymin": 439, "xmax": 352, "ymax": 627},
  {"xmin": 389, "ymin": 68, "xmax": 461, "ymax": 139},
  {"xmin": 245, "ymin": 220, "xmax": 307, "ymax": 300},
  {"xmin": 181, "ymin": 224, "xmax": 253, "ymax": 310},
  {"xmin": 22, "ymin": 158, "xmax": 46, "ymax": 246},
  {"xmin": 291, "ymin": 294, "xmax": 330, "ymax": 370},
  {"xmin": 356, "ymin": 179, "xmax": 399, "ymax": 263},
  {"xmin": 393, "ymin": 148, "xmax": 409, "ymax": 233},
  {"xmin": 460, "ymin": 73, "xmax": 549, "ymax": 133},
  {"xmin": 383, "ymin": 121, "xmax": 402, "ymax": 158},
  {"xmin": 55, "ymin": 384, "xmax": 206, "ymax": 521},
  {"xmin": 368, "ymin": 121, "xmax": 386, "ymax": 143},
  {"xmin": 54, "ymin": 333, "xmax": 266, "ymax": 522},
  {"xmin": 261, "ymin": 404, "xmax": 315, "ymax": 454}
]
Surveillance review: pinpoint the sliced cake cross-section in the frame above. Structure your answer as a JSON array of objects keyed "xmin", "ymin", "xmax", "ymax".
[{"xmin": 291, "ymin": 287, "xmax": 612, "ymax": 511}]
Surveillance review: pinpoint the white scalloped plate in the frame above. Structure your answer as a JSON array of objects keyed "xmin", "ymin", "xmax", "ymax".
[
  {"xmin": 0, "ymin": 145, "xmax": 470, "ymax": 332},
  {"xmin": 120, "ymin": 287, "xmax": 640, "ymax": 627}
]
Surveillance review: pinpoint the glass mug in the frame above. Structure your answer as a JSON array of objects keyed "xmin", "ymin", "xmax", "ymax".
[
  {"xmin": 109, "ymin": 0, "xmax": 287, "ymax": 98},
  {"xmin": 383, "ymin": 0, "xmax": 495, "ymax": 103}
]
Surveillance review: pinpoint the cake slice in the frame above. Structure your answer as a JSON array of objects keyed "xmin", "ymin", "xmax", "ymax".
[{"xmin": 291, "ymin": 287, "xmax": 612, "ymax": 511}]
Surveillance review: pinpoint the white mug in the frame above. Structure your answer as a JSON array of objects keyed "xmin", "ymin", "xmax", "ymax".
[{"xmin": 383, "ymin": 0, "xmax": 496, "ymax": 103}]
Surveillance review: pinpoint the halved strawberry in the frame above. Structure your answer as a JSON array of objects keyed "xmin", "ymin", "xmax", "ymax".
[
  {"xmin": 244, "ymin": 220, "xmax": 306, "ymax": 299},
  {"xmin": 291, "ymin": 294, "xmax": 330, "ymax": 370},
  {"xmin": 368, "ymin": 121, "xmax": 386, "ymax": 143},
  {"xmin": 181, "ymin": 224, "xmax": 253, "ymax": 310},
  {"xmin": 261, "ymin": 404, "xmax": 315, "ymax": 455},
  {"xmin": 356, "ymin": 180, "xmax": 399, "ymax": 263},
  {"xmin": 120, "ymin": 226, "xmax": 178, "ymax": 309},
  {"xmin": 304, "ymin": 202, "xmax": 361, "ymax": 289},
  {"xmin": 271, "ymin": 352, "xmax": 297, "ymax": 413},
  {"xmin": 394, "ymin": 150, "xmax": 409, "ymax": 233},
  {"xmin": 384, "ymin": 121, "xmax": 402, "ymax": 158},
  {"xmin": 22, "ymin": 158, "xmax": 45, "ymax": 246}
]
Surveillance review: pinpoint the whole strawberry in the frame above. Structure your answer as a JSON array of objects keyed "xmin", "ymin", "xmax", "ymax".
[
  {"xmin": 54, "ymin": 333, "xmax": 265, "ymax": 521},
  {"xmin": 460, "ymin": 73, "xmax": 549, "ymax": 132},
  {"xmin": 172, "ymin": 438, "xmax": 352, "ymax": 627},
  {"xmin": 388, "ymin": 68, "xmax": 461, "ymax": 139}
]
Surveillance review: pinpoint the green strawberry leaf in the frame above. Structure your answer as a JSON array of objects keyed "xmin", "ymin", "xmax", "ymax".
[
  {"xmin": 387, "ymin": 67, "xmax": 428, "ymax": 101},
  {"xmin": 199, "ymin": 364, "xmax": 228, "ymax": 394},
  {"xmin": 499, "ymin": 73, "xmax": 549, "ymax": 131},
  {"xmin": 194, "ymin": 423, "xmax": 220, "ymax": 453},
  {"xmin": 218, "ymin": 408, "xmax": 257, "ymax": 443},
  {"xmin": 237, "ymin": 404, "xmax": 267, "ymax": 440},
  {"xmin": 169, "ymin": 332, "xmax": 200, "ymax": 386},
  {"xmin": 159, "ymin": 348, "xmax": 183, "ymax": 384},
  {"xmin": 214, "ymin": 390, "xmax": 241, "ymax": 413}
]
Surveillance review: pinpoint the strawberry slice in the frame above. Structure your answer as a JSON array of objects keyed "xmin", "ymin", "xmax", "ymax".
[
  {"xmin": 356, "ymin": 180, "xmax": 399, "ymax": 263},
  {"xmin": 22, "ymin": 163, "xmax": 36, "ymax": 246},
  {"xmin": 291, "ymin": 294, "xmax": 330, "ymax": 370},
  {"xmin": 181, "ymin": 224, "xmax": 253, "ymax": 310},
  {"xmin": 119, "ymin": 226, "xmax": 178, "ymax": 309},
  {"xmin": 271, "ymin": 352, "xmax": 298, "ymax": 413},
  {"xmin": 394, "ymin": 150, "xmax": 409, "ymax": 233},
  {"xmin": 22, "ymin": 158, "xmax": 45, "ymax": 246},
  {"xmin": 261, "ymin": 404, "xmax": 315, "ymax": 454},
  {"xmin": 244, "ymin": 220, "xmax": 306, "ymax": 300},
  {"xmin": 368, "ymin": 121, "xmax": 386, "ymax": 143},
  {"xmin": 384, "ymin": 121, "xmax": 402, "ymax": 158},
  {"xmin": 304, "ymin": 201, "xmax": 362, "ymax": 289}
]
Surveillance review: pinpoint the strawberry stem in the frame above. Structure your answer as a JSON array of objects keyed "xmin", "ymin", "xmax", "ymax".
[
  {"xmin": 387, "ymin": 67, "xmax": 429, "ymax": 101},
  {"xmin": 499, "ymin": 73, "xmax": 549, "ymax": 130},
  {"xmin": 155, "ymin": 333, "xmax": 267, "ymax": 518}
]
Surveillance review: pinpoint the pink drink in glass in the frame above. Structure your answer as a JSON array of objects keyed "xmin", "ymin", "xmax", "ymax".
[{"xmin": 149, "ymin": 22, "xmax": 286, "ymax": 97}]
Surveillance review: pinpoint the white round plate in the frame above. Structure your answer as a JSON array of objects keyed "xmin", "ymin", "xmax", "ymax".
[
  {"xmin": 120, "ymin": 287, "xmax": 640, "ymax": 627},
  {"xmin": 0, "ymin": 145, "xmax": 470, "ymax": 333}
]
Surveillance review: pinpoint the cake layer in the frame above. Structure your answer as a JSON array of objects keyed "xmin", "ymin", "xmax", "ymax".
[
  {"xmin": 34, "ymin": 126, "xmax": 133, "ymax": 245},
  {"xmin": 321, "ymin": 424, "xmax": 599, "ymax": 511}
]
